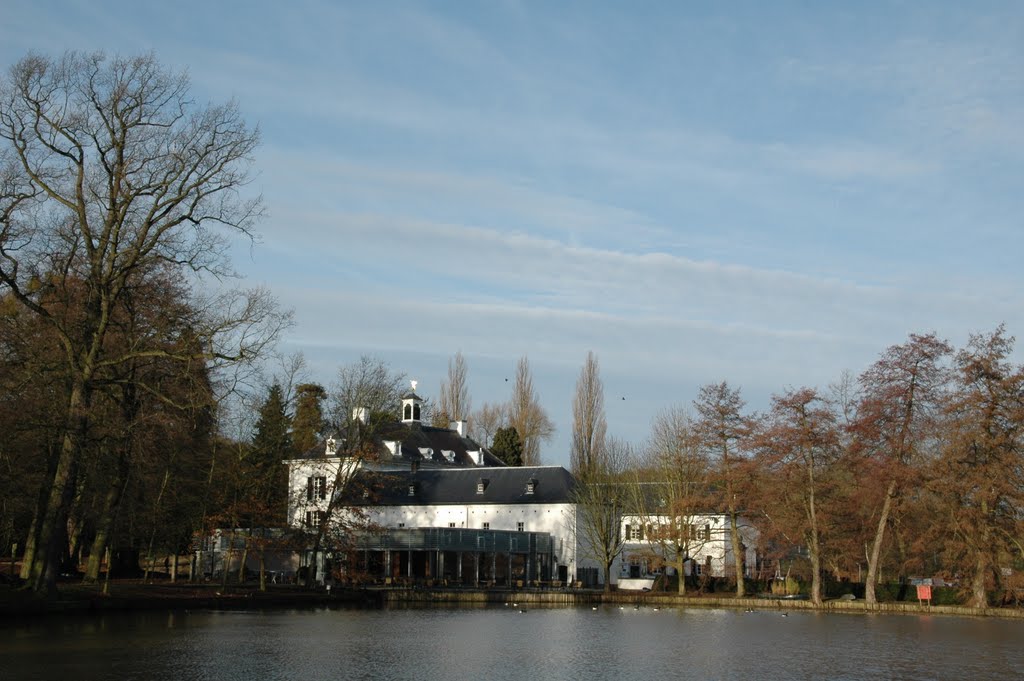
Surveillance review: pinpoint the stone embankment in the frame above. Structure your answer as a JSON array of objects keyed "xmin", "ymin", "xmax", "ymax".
[
  {"xmin": 379, "ymin": 587, "xmax": 1024, "ymax": 619},
  {"xmin": 4, "ymin": 582, "xmax": 1022, "ymax": 619}
]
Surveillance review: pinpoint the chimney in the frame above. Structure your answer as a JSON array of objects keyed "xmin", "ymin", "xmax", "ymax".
[
  {"xmin": 352, "ymin": 407, "xmax": 368, "ymax": 424},
  {"xmin": 449, "ymin": 420, "xmax": 468, "ymax": 437}
]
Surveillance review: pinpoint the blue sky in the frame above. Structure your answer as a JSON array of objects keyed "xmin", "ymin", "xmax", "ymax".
[{"xmin": 3, "ymin": 2, "xmax": 1023, "ymax": 466}]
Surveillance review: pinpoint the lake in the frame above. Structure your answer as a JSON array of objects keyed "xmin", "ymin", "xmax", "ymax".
[{"xmin": 3, "ymin": 605, "xmax": 1023, "ymax": 680}]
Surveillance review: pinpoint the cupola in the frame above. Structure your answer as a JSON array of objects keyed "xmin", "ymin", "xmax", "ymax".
[{"xmin": 401, "ymin": 380, "xmax": 423, "ymax": 424}]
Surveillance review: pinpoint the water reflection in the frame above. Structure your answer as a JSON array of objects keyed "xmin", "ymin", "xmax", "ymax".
[{"xmin": 4, "ymin": 606, "xmax": 1023, "ymax": 681}]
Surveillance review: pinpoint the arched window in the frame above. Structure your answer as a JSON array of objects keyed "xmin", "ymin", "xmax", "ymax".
[
  {"xmin": 413, "ymin": 403, "xmax": 421, "ymax": 420},
  {"xmin": 404, "ymin": 404, "xmax": 412, "ymax": 420}
]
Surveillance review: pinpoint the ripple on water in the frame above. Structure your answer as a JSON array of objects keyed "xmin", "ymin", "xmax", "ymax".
[{"xmin": 4, "ymin": 606, "xmax": 1024, "ymax": 681}]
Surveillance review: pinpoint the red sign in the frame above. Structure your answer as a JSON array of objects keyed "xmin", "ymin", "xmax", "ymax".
[{"xmin": 916, "ymin": 585, "xmax": 932, "ymax": 601}]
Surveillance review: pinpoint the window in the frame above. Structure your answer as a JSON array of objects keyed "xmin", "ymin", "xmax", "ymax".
[
  {"xmin": 625, "ymin": 524, "xmax": 643, "ymax": 541},
  {"xmin": 449, "ymin": 522, "xmax": 456, "ymax": 528},
  {"xmin": 476, "ymin": 478, "xmax": 488, "ymax": 494},
  {"xmin": 408, "ymin": 483, "xmax": 417, "ymax": 497},
  {"xmin": 482, "ymin": 522, "xmax": 490, "ymax": 530},
  {"xmin": 704, "ymin": 524, "xmax": 712, "ymax": 541},
  {"xmin": 304, "ymin": 511, "xmax": 325, "ymax": 528},
  {"xmin": 306, "ymin": 476, "xmax": 327, "ymax": 501},
  {"xmin": 404, "ymin": 404, "xmax": 412, "ymax": 419},
  {"xmin": 398, "ymin": 523, "xmax": 405, "ymax": 528},
  {"xmin": 517, "ymin": 522, "xmax": 524, "ymax": 532},
  {"xmin": 526, "ymin": 478, "xmax": 537, "ymax": 495}
]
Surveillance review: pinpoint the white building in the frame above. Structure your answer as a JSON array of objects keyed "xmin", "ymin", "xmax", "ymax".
[
  {"xmin": 282, "ymin": 385, "xmax": 505, "ymax": 530},
  {"xmin": 281, "ymin": 385, "xmax": 601, "ymax": 586},
  {"xmin": 336, "ymin": 465, "xmax": 586, "ymax": 586},
  {"xmin": 614, "ymin": 512, "xmax": 759, "ymax": 589}
]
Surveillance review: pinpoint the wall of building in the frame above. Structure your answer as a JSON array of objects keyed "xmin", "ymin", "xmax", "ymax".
[
  {"xmin": 613, "ymin": 513, "xmax": 758, "ymax": 581},
  {"xmin": 359, "ymin": 502, "xmax": 583, "ymax": 582},
  {"xmin": 284, "ymin": 457, "xmax": 357, "ymax": 528}
]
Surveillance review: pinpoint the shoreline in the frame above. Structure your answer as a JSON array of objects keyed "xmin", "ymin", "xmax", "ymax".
[{"xmin": 2, "ymin": 582, "xmax": 1022, "ymax": 620}]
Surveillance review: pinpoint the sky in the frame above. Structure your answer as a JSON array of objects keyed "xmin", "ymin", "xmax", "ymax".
[{"xmin": 3, "ymin": 2, "xmax": 1023, "ymax": 467}]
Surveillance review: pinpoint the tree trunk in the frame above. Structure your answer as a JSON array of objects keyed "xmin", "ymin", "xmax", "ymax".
[
  {"xmin": 728, "ymin": 509, "xmax": 745, "ymax": 596},
  {"xmin": 259, "ymin": 552, "xmax": 266, "ymax": 592},
  {"xmin": 85, "ymin": 451, "xmax": 130, "ymax": 582},
  {"xmin": 30, "ymin": 379, "xmax": 90, "ymax": 594},
  {"xmin": 971, "ymin": 551, "xmax": 988, "ymax": 609},
  {"xmin": 102, "ymin": 546, "xmax": 111, "ymax": 595},
  {"xmin": 806, "ymin": 457, "xmax": 823, "ymax": 606},
  {"xmin": 238, "ymin": 547, "xmax": 249, "ymax": 583},
  {"xmin": 603, "ymin": 561, "xmax": 612, "ymax": 593},
  {"xmin": 864, "ymin": 479, "xmax": 897, "ymax": 604},
  {"xmin": 676, "ymin": 549, "xmax": 686, "ymax": 595},
  {"xmin": 19, "ymin": 507, "xmax": 39, "ymax": 582}
]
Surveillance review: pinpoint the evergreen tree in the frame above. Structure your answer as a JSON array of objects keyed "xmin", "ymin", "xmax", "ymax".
[
  {"xmin": 491, "ymin": 427, "xmax": 524, "ymax": 466},
  {"xmin": 247, "ymin": 384, "xmax": 292, "ymax": 522},
  {"xmin": 292, "ymin": 383, "xmax": 327, "ymax": 455}
]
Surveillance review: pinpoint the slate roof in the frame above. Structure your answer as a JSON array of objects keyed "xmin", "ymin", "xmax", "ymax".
[
  {"xmin": 288, "ymin": 422, "xmax": 504, "ymax": 468},
  {"xmin": 339, "ymin": 466, "xmax": 577, "ymax": 506},
  {"xmin": 375, "ymin": 422, "xmax": 505, "ymax": 468}
]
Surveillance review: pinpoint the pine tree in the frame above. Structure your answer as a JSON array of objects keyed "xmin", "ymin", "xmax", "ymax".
[
  {"xmin": 491, "ymin": 427, "xmax": 524, "ymax": 466},
  {"xmin": 248, "ymin": 383, "xmax": 292, "ymax": 521},
  {"xmin": 292, "ymin": 383, "xmax": 327, "ymax": 455}
]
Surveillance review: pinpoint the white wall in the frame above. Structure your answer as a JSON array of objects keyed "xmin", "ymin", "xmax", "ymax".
[
  {"xmin": 358, "ymin": 502, "xmax": 583, "ymax": 581},
  {"xmin": 613, "ymin": 513, "xmax": 758, "ymax": 581},
  {"xmin": 283, "ymin": 457, "xmax": 358, "ymax": 528}
]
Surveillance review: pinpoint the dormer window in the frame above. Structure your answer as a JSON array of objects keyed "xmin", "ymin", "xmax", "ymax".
[
  {"xmin": 408, "ymin": 483, "xmax": 418, "ymax": 497},
  {"xmin": 442, "ymin": 450, "xmax": 455, "ymax": 462},
  {"xmin": 526, "ymin": 478, "xmax": 537, "ymax": 495},
  {"xmin": 476, "ymin": 478, "xmax": 489, "ymax": 494},
  {"xmin": 418, "ymin": 447, "xmax": 433, "ymax": 460}
]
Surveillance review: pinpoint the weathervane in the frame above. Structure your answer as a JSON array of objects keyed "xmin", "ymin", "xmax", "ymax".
[{"xmin": 411, "ymin": 380, "xmax": 418, "ymax": 391}]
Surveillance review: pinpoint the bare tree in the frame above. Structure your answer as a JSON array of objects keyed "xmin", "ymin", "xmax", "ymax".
[
  {"xmin": 934, "ymin": 327, "xmax": 1023, "ymax": 608},
  {"xmin": 573, "ymin": 436, "xmax": 633, "ymax": 592},
  {"xmin": 571, "ymin": 351, "xmax": 607, "ymax": 476},
  {"xmin": 0, "ymin": 52, "xmax": 287, "ymax": 594},
  {"xmin": 633, "ymin": 407, "xmax": 711, "ymax": 594},
  {"xmin": 693, "ymin": 381, "xmax": 751, "ymax": 596},
  {"xmin": 435, "ymin": 350, "xmax": 471, "ymax": 426},
  {"xmin": 304, "ymin": 357, "xmax": 407, "ymax": 586},
  {"xmin": 508, "ymin": 356, "xmax": 554, "ymax": 466},
  {"xmin": 751, "ymin": 388, "xmax": 842, "ymax": 606},
  {"xmin": 327, "ymin": 355, "xmax": 406, "ymax": 429},
  {"xmin": 470, "ymin": 401, "xmax": 506, "ymax": 447},
  {"xmin": 850, "ymin": 333, "xmax": 951, "ymax": 604}
]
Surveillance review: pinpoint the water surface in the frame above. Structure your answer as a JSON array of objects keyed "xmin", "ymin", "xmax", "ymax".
[{"xmin": 3, "ymin": 605, "xmax": 1022, "ymax": 680}]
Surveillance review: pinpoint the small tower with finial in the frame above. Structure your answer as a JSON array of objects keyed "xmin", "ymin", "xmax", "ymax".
[{"xmin": 401, "ymin": 380, "xmax": 423, "ymax": 424}]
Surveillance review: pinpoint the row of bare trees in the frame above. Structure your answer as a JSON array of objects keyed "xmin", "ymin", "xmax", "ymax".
[
  {"xmin": 430, "ymin": 351, "xmax": 555, "ymax": 466},
  {"xmin": 569, "ymin": 330, "xmax": 1024, "ymax": 607}
]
